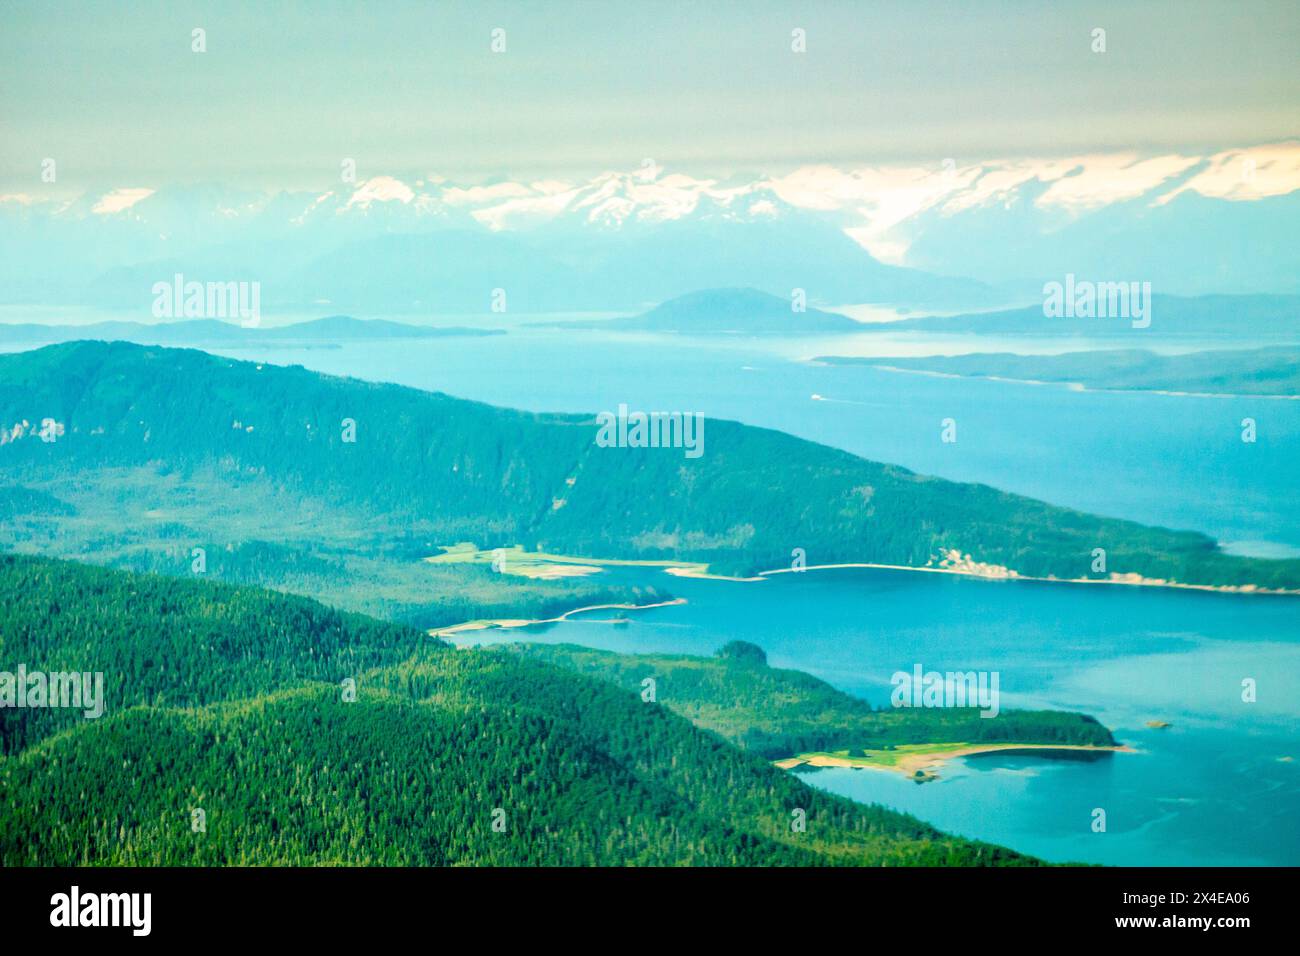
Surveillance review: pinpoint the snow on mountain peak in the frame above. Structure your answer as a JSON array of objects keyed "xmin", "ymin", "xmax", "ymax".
[
  {"xmin": 91, "ymin": 187, "xmax": 156, "ymax": 215},
  {"xmin": 345, "ymin": 176, "xmax": 415, "ymax": 208}
]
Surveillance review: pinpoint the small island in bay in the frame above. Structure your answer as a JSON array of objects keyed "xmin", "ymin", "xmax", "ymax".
[{"xmin": 552, "ymin": 287, "xmax": 865, "ymax": 333}]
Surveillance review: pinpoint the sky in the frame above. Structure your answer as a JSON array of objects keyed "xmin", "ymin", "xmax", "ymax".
[{"xmin": 2, "ymin": 0, "xmax": 1299, "ymax": 192}]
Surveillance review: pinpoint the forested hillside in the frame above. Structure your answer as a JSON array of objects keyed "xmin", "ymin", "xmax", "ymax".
[
  {"xmin": 0, "ymin": 554, "xmax": 1032, "ymax": 866},
  {"xmin": 1, "ymin": 341, "xmax": 1296, "ymax": 591}
]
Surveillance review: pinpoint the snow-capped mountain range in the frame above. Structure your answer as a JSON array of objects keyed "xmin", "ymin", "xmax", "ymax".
[{"xmin": 3, "ymin": 141, "xmax": 1297, "ymax": 314}]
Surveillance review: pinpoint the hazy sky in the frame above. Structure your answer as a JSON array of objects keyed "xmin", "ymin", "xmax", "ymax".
[{"xmin": 2, "ymin": 0, "xmax": 1298, "ymax": 190}]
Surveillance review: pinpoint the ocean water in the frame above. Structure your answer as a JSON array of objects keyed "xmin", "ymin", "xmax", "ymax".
[{"xmin": 458, "ymin": 567, "xmax": 1300, "ymax": 866}]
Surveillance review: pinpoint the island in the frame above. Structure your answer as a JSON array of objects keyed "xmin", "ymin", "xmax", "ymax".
[{"xmin": 550, "ymin": 287, "xmax": 865, "ymax": 333}]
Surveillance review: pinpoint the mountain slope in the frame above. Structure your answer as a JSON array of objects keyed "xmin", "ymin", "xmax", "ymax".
[
  {"xmin": 0, "ymin": 553, "xmax": 1030, "ymax": 866},
  {"xmin": 1, "ymin": 341, "xmax": 1297, "ymax": 590}
]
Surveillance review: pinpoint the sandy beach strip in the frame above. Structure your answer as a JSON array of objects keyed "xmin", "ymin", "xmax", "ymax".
[{"xmin": 776, "ymin": 742, "xmax": 1135, "ymax": 781}]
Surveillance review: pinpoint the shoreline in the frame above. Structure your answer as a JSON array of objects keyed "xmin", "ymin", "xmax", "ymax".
[
  {"xmin": 823, "ymin": 361, "xmax": 1300, "ymax": 402},
  {"xmin": 426, "ymin": 545, "xmax": 1300, "ymax": 603},
  {"xmin": 664, "ymin": 565, "xmax": 764, "ymax": 582},
  {"xmin": 776, "ymin": 743, "xmax": 1135, "ymax": 782},
  {"xmin": 431, "ymin": 597, "xmax": 688, "ymax": 639},
  {"xmin": 755, "ymin": 562, "xmax": 1300, "ymax": 597}
]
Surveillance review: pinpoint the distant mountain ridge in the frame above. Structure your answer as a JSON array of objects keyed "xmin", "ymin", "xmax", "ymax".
[
  {"xmin": 0, "ymin": 172, "xmax": 1005, "ymax": 312},
  {"xmin": 5, "ymin": 148, "xmax": 1298, "ymax": 317},
  {"xmin": 0, "ymin": 314, "xmax": 503, "ymax": 346}
]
